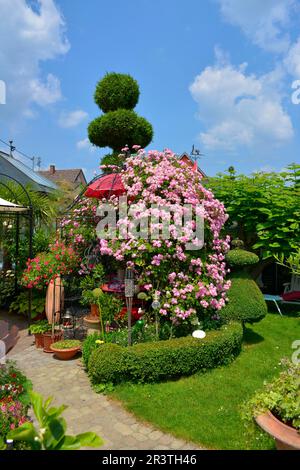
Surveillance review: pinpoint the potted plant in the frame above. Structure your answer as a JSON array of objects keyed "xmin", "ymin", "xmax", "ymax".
[
  {"xmin": 42, "ymin": 325, "xmax": 62, "ymax": 353},
  {"xmin": 244, "ymin": 359, "xmax": 300, "ymax": 450},
  {"xmin": 28, "ymin": 320, "xmax": 51, "ymax": 349},
  {"xmin": 81, "ymin": 289, "xmax": 101, "ymax": 319},
  {"xmin": 50, "ymin": 339, "xmax": 82, "ymax": 360},
  {"xmin": 79, "ymin": 264, "xmax": 105, "ymax": 318}
]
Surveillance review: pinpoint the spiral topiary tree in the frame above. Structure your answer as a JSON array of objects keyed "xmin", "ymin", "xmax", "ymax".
[
  {"xmin": 220, "ymin": 244, "xmax": 267, "ymax": 327},
  {"xmin": 88, "ymin": 73, "xmax": 153, "ymax": 168}
]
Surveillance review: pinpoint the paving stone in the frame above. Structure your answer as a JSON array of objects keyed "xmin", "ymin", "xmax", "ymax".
[
  {"xmin": 148, "ymin": 430, "xmax": 164, "ymax": 441},
  {"xmin": 114, "ymin": 422, "xmax": 134, "ymax": 436}
]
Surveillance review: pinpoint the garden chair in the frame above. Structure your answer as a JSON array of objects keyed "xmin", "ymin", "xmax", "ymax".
[
  {"xmin": 283, "ymin": 274, "xmax": 300, "ymax": 294},
  {"xmin": 264, "ymin": 274, "xmax": 300, "ymax": 315}
]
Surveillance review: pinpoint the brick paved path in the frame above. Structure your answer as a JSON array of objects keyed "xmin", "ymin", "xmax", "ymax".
[{"xmin": 9, "ymin": 344, "xmax": 200, "ymax": 450}]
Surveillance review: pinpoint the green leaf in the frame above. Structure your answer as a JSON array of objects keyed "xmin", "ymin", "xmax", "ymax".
[
  {"xmin": 58, "ymin": 435, "xmax": 81, "ymax": 450},
  {"xmin": 44, "ymin": 396, "xmax": 54, "ymax": 410},
  {"xmin": 76, "ymin": 432, "xmax": 104, "ymax": 448},
  {"xmin": 43, "ymin": 418, "xmax": 66, "ymax": 449},
  {"xmin": 30, "ymin": 391, "xmax": 46, "ymax": 426},
  {"xmin": 8, "ymin": 422, "xmax": 38, "ymax": 443},
  {"xmin": 47, "ymin": 404, "xmax": 68, "ymax": 419}
]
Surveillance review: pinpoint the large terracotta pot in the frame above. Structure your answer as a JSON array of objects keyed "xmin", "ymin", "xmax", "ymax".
[
  {"xmin": 43, "ymin": 331, "xmax": 63, "ymax": 353},
  {"xmin": 50, "ymin": 345, "xmax": 81, "ymax": 360},
  {"xmin": 256, "ymin": 411, "xmax": 300, "ymax": 450},
  {"xmin": 45, "ymin": 276, "xmax": 64, "ymax": 324}
]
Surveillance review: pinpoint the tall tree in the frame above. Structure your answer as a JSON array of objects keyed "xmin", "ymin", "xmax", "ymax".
[
  {"xmin": 88, "ymin": 73, "xmax": 153, "ymax": 169},
  {"xmin": 207, "ymin": 164, "xmax": 300, "ymax": 275}
]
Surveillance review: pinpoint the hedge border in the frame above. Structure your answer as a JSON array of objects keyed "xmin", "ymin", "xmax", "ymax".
[{"xmin": 87, "ymin": 322, "xmax": 243, "ymax": 384}]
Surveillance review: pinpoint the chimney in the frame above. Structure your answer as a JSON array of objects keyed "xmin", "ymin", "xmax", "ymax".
[{"xmin": 49, "ymin": 164, "xmax": 55, "ymax": 175}]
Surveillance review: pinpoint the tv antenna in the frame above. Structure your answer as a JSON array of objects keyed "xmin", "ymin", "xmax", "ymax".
[
  {"xmin": 36, "ymin": 157, "xmax": 41, "ymax": 170},
  {"xmin": 191, "ymin": 145, "xmax": 204, "ymax": 158}
]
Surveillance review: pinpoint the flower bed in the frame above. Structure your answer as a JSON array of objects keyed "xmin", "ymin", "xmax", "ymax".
[
  {"xmin": 0, "ymin": 361, "xmax": 32, "ymax": 448},
  {"xmin": 87, "ymin": 321, "xmax": 243, "ymax": 384}
]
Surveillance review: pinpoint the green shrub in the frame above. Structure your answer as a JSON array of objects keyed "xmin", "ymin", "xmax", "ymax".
[
  {"xmin": 82, "ymin": 333, "xmax": 102, "ymax": 368},
  {"xmin": 79, "ymin": 264, "xmax": 105, "ymax": 292},
  {"xmin": 9, "ymin": 291, "xmax": 45, "ymax": 319},
  {"xmin": 226, "ymin": 249, "xmax": 259, "ymax": 267},
  {"xmin": 221, "ymin": 273, "xmax": 267, "ymax": 324},
  {"xmin": 88, "ymin": 322, "xmax": 243, "ymax": 384},
  {"xmin": 0, "ymin": 270, "xmax": 15, "ymax": 307},
  {"xmin": 100, "ymin": 152, "xmax": 126, "ymax": 172}
]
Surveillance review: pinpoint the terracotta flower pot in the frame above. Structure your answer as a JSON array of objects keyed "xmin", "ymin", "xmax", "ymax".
[
  {"xmin": 90, "ymin": 303, "xmax": 100, "ymax": 318},
  {"xmin": 255, "ymin": 411, "xmax": 300, "ymax": 450},
  {"xmin": 34, "ymin": 333, "xmax": 44, "ymax": 349},
  {"xmin": 43, "ymin": 331, "xmax": 63, "ymax": 353},
  {"xmin": 50, "ymin": 345, "xmax": 81, "ymax": 360}
]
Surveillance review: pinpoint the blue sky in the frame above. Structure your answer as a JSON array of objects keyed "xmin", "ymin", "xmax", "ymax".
[{"xmin": 0, "ymin": 0, "xmax": 300, "ymax": 180}]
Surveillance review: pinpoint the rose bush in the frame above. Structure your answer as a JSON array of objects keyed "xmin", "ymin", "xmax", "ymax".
[
  {"xmin": 59, "ymin": 199, "xmax": 101, "ymax": 275},
  {"xmin": 99, "ymin": 148, "xmax": 231, "ymax": 325}
]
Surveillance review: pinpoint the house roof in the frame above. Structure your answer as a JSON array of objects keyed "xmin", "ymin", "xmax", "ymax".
[
  {"xmin": 38, "ymin": 167, "xmax": 87, "ymax": 185},
  {"xmin": 0, "ymin": 151, "xmax": 57, "ymax": 192},
  {"xmin": 178, "ymin": 152, "xmax": 207, "ymax": 178}
]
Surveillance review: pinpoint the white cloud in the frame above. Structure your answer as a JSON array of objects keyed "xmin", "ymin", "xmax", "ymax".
[
  {"xmin": 284, "ymin": 37, "xmax": 300, "ymax": 78},
  {"xmin": 58, "ymin": 109, "xmax": 88, "ymax": 128},
  {"xmin": 76, "ymin": 138, "xmax": 96, "ymax": 153},
  {"xmin": 30, "ymin": 73, "xmax": 62, "ymax": 106},
  {"xmin": 0, "ymin": 0, "xmax": 69, "ymax": 120},
  {"xmin": 190, "ymin": 58, "xmax": 293, "ymax": 151},
  {"xmin": 216, "ymin": 0, "xmax": 296, "ymax": 53}
]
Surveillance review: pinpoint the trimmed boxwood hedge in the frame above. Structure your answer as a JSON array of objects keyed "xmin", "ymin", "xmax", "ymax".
[{"xmin": 87, "ymin": 322, "xmax": 243, "ymax": 384}]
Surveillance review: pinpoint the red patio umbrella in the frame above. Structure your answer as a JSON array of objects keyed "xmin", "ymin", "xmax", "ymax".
[{"xmin": 84, "ymin": 173, "xmax": 126, "ymax": 199}]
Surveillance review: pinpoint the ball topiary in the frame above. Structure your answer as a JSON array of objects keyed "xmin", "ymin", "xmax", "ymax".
[
  {"xmin": 88, "ymin": 109, "xmax": 153, "ymax": 152},
  {"xmin": 92, "ymin": 288, "xmax": 103, "ymax": 299},
  {"xmin": 221, "ymin": 272, "xmax": 267, "ymax": 324},
  {"xmin": 226, "ymin": 249, "xmax": 259, "ymax": 267},
  {"xmin": 222, "ymin": 248, "xmax": 267, "ymax": 325},
  {"xmin": 88, "ymin": 72, "xmax": 153, "ymax": 159},
  {"xmin": 94, "ymin": 73, "xmax": 140, "ymax": 112}
]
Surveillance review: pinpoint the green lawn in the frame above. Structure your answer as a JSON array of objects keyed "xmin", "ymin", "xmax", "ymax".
[{"xmin": 111, "ymin": 311, "xmax": 300, "ymax": 450}]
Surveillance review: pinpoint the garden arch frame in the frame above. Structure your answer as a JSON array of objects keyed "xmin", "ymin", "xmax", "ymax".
[{"xmin": 0, "ymin": 174, "xmax": 34, "ymax": 326}]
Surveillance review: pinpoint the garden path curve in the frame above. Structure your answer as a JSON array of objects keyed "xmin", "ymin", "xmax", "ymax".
[{"xmin": 9, "ymin": 342, "xmax": 200, "ymax": 450}]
